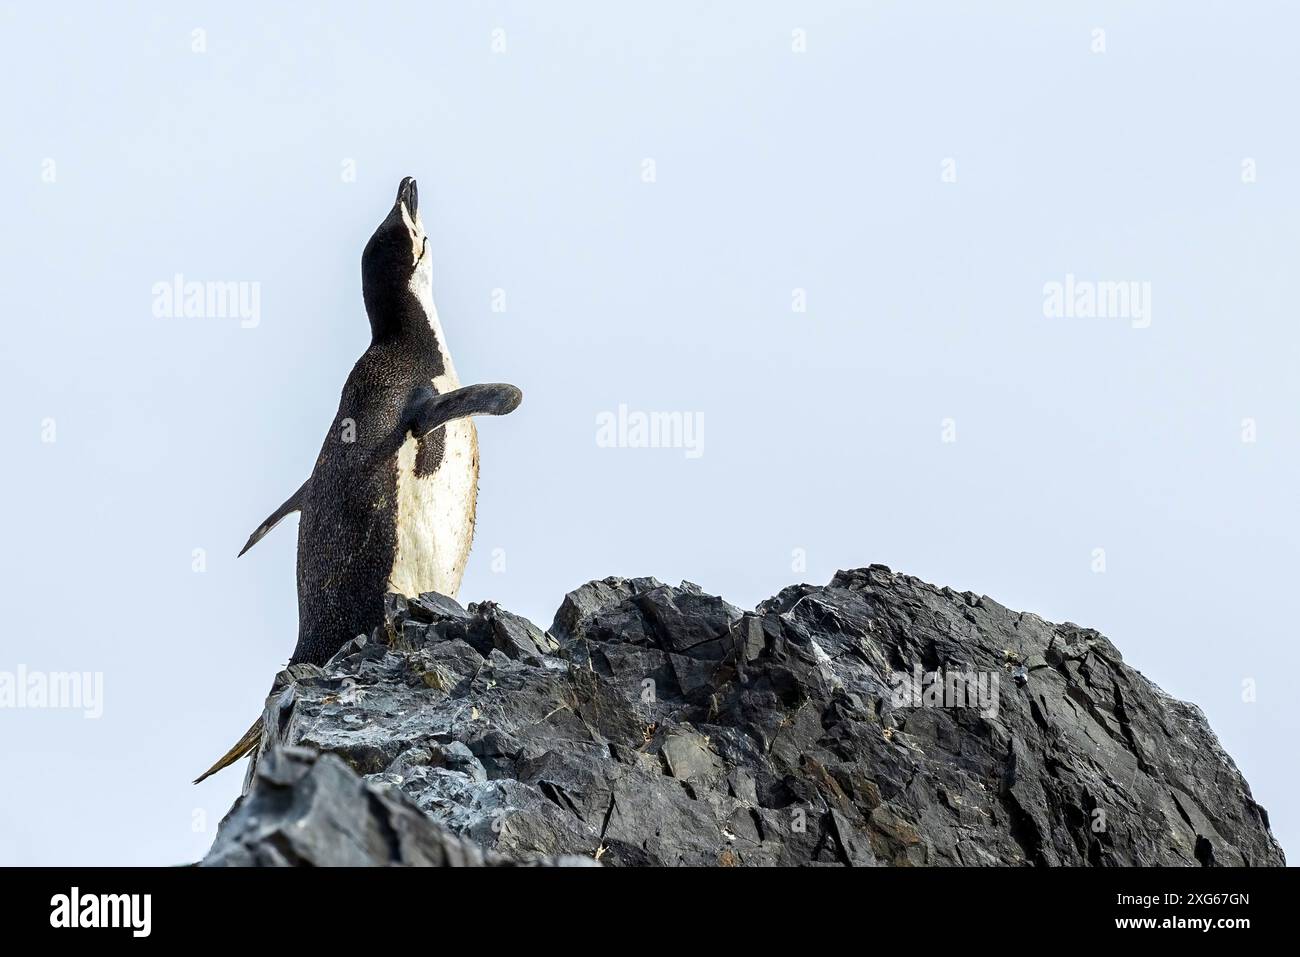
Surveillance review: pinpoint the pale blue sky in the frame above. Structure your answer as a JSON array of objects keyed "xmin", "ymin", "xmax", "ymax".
[{"xmin": 1, "ymin": 1, "xmax": 1296, "ymax": 865}]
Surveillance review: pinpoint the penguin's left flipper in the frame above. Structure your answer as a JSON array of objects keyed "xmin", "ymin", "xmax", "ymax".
[
  {"xmin": 402, "ymin": 382, "xmax": 523, "ymax": 439},
  {"xmin": 237, "ymin": 478, "xmax": 309, "ymax": 557}
]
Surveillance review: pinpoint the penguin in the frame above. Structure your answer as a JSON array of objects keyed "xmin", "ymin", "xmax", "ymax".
[{"xmin": 195, "ymin": 177, "xmax": 520, "ymax": 783}]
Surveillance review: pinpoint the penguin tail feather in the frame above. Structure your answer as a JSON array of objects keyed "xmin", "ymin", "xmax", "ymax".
[{"xmin": 193, "ymin": 717, "xmax": 263, "ymax": 785}]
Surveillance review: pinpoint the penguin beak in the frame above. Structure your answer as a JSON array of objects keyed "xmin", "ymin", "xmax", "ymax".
[
  {"xmin": 397, "ymin": 176, "xmax": 418, "ymax": 218},
  {"xmin": 395, "ymin": 177, "xmax": 426, "ymax": 265}
]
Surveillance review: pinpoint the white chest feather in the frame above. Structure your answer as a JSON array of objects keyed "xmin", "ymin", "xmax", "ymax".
[
  {"xmin": 386, "ymin": 233, "xmax": 480, "ymax": 599},
  {"xmin": 388, "ymin": 417, "xmax": 478, "ymax": 600}
]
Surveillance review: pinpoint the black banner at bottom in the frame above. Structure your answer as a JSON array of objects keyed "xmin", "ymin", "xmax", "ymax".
[{"xmin": 0, "ymin": 865, "xmax": 1289, "ymax": 941}]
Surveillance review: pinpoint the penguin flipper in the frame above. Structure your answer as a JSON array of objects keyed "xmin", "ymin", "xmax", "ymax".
[
  {"xmin": 403, "ymin": 382, "xmax": 523, "ymax": 439},
  {"xmin": 238, "ymin": 479, "xmax": 310, "ymax": 557},
  {"xmin": 192, "ymin": 717, "xmax": 263, "ymax": 784}
]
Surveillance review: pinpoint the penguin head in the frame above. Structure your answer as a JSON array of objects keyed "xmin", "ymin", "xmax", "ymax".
[{"xmin": 361, "ymin": 177, "xmax": 433, "ymax": 338}]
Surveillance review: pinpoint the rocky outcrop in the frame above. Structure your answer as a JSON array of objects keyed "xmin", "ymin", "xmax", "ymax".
[
  {"xmin": 203, "ymin": 746, "xmax": 593, "ymax": 866},
  {"xmin": 202, "ymin": 567, "xmax": 1285, "ymax": 866}
]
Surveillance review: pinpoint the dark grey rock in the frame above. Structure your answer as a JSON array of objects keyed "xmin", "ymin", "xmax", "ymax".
[
  {"xmin": 204, "ymin": 566, "xmax": 1285, "ymax": 867},
  {"xmin": 204, "ymin": 747, "xmax": 594, "ymax": 866}
]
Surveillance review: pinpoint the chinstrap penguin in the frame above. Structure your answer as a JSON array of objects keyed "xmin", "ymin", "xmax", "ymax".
[{"xmin": 195, "ymin": 177, "xmax": 520, "ymax": 783}]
